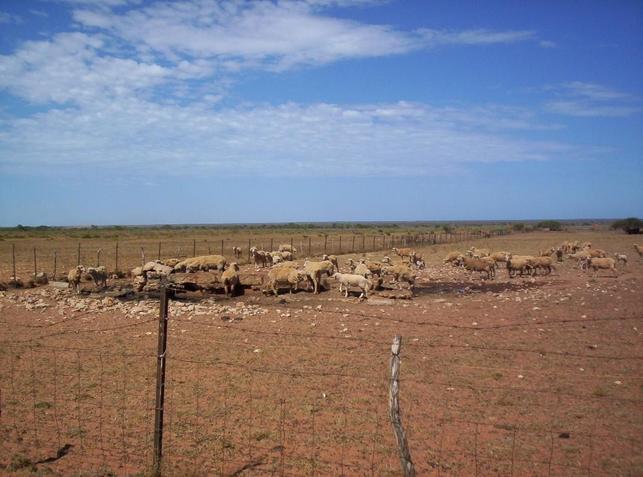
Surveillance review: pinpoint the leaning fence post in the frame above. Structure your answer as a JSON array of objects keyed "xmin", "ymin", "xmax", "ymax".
[
  {"xmin": 153, "ymin": 286, "xmax": 171, "ymax": 476},
  {"xmin": 389, "ymin": 336, "xmax": 415, "ymax": 477}
]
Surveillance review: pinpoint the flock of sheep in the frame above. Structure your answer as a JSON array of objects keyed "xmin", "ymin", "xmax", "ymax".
[
  {"xmin": 65, "ymin": 241, "xmax": 642, "ymax": 297},
  {"xmin": 443, "ymin": 241, "xmax": 640, "ymax": 279}
]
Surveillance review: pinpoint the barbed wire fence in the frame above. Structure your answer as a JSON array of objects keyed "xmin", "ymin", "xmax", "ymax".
[
  {"xmin": 0, "ymin": 229, "xmax": 508, "ymax": 282},
  {"xmin": 3, "ymin": 282, "xmax": 639, "ymax": 476}
]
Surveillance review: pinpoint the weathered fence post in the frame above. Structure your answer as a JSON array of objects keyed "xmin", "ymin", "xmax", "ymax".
[
  {"xmin": 12, "ymin": 243, "xmax": 16, "ymax": 279},
  {"xmin": 33, "ymin": 247, "xmax": 37, "ymax": 277},
  {"xmin": 247, "ymin": 238, "xmax": 251, "ymax": 262},
  {"xmin": 221, "ymin": 239, "xmax": 224, "ymax": 256},
  {"xmin": 324, "ymin": 235, "xmax": 327, "ymax": 254},
  {"xmin": 158, "ymin": 242, "xmax": 162, "ymax": 261},
  {"xmin": 270, "ymin": 238, "xmax": 274, "ymax": 252},
  {"xmin": 362, "ymin": 234, "xmax": 365, "ymax": 251},
  {"xmin": 352, "ymin": 235, "xmax": 356, "ymax": 252},
  {"xmin": 141, "ymin": 247, "xmax": 145, "ymax": 266},
  {"xmin": 77, "ymin": 242, "xmax": 81, "ymax": 266},
  {"xmin": 339, "ymin": 235, "xmax": 342, "ymax": 253},
  {"xmin": 153, "ymin": 286, "xmax": 171, "ymax": 476},
  {"xmin": 192, "ymin": 239, "xmax": 196, "ymax": 257},
  {"xmin": 389, "ymin": 336, "xmax": 415, "ymax": 477},
  {"xmin": 290, "ymin": 237, "xmax": 294, "ymax": 251},
  {"xmin": 96, "ymin": 249, "xmax": 102, "ymax": 267},
  {"xmin": 308, "ymin": 236, "xmax": 312, "ymax": 256},
  {"xmin": 115, "ymin": 242, "xmax": 119, "ymax": 274},
  {"xmin": 53, "ymin": 250, "xmax": 57, "ymax": 280}
]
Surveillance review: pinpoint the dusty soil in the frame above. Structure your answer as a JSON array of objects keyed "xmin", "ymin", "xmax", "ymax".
[{"xmin": 0, "ymin": 231, "xmax": 642, "ymax": 476}]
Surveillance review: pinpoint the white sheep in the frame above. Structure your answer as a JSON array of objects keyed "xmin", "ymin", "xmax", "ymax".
[
  {"xmin": 614, "ymin": 253, "xmax": 627, "ymax": 266},
  {"xmin": 232, "ymin": 246, "xmax": 242, "ymax": 260},
  {"xmin": 332, "ymin": 273, "xmax": 371, "ymax": 299},
  {"xmin": 67, "ymin": 265, "xmax": 85, "ymax": 293}
]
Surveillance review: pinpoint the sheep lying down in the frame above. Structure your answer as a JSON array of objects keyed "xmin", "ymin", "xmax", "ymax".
[{"xmin": 332, "ymin": 273, "xmax": 371, "ymax": 299}]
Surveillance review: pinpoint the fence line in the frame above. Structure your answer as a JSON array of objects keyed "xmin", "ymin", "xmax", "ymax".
[{"xmin": 2, "ymin": 228, "xmax": 509, "ymax": 280}]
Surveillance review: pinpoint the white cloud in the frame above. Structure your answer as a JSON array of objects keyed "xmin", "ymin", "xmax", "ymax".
[
  {"xmin": 70, "ymin": 0, "xmax": 545, "ymax": 71},
  {"xmin": 544, "ymin": 82, "xmax": 642, "ymax": 117},
  {"xmin": 0, "ymin": 99, "xmax": 578, "ymax": 177}
]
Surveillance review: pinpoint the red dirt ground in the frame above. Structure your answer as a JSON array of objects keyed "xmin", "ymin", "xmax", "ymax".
[{"xmin": 1, "ymin": 231, "xmax": 642, "ymax": 476}]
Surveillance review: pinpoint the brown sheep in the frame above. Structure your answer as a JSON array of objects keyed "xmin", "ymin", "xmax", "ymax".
[
  {"xmin": 264, "ymin": 266, "xmax": 306, "ymax": 296},
  {"xmin": 221, "ymin": 263, "xmax": 240, "ymax": 297},
  {"xmin": 392, "ymin": 247, "xmax": 413, "ymax": 259},
  {"xmin": 461, "ymin": 256, "xmax": 494, "ymax": 279},
  {"xmin": 507, "ymin": 257, "xmax": 533, "ymax": 278},
  {"xmin": 585, "ymin": 257, "xmax": 617, "ymax": 276},
  {"xmin": 634, "ymin": 245, "xmax": 643, "ymax": 257}
]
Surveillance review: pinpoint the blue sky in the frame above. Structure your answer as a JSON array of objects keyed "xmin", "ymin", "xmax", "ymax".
[{"xmin": 0, "ymin": 0, "xmax": 641, "ymax": 226}]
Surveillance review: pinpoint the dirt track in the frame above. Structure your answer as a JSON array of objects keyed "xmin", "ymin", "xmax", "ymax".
[{"xmin": 1, "ymin": 231, "xmax": 642, "ymax": 476}]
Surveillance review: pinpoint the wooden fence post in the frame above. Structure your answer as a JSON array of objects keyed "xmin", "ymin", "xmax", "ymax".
[
  {"xmin": 141, "ymin": 247, "xmax": 145, "ymax": 266},
  {"xmin": 153, "ymin": 286, "xmax": 171, "ymax": 476},
  {"xmin": 115, "ymin": 242, "xmax": 119, "ymax": 274},
  {"xmin": 221, "ymin": 239, "xmax": 224, "ymax": 256},
  {"xmin": 77, "ymin": 242, "xmax": 81, "ymax": 266},
  {"xmin": 339, "ymin": 235, "xmax": 342, "ymax": 253},
  {"xmin": 33, "ymin": 247, "xmax": 37, "ymax": 277},
  {"xmin": 308, "ymin": 236, "xmax": 312, "ymax": 256},
  {"xmin": 324, "ymin": 235, "xmax": 327, "ymax": 254},
  {"xmin": 270, "ymin": 238, "xmax": 274, "ymax": 252},
  {"xmin": 352, "ymin": 235, "xmax": 356, "ymax": 252},
  {"xmin": 53, "ymin": 250, "xmax": 57, "ymax": 280},
  {"xmin": 290, "ymin": 237, "xmax": 293, "ymax": 251},
  {"xmin": 389, "ymin": 336, "xmax": 415, "ymax": 477},
  {"xmin": 12, "ymin": 243, "xmax": 16, "ymax": 279},
  {"xmin": 158, "ymin": 242, "xmax": 162, "ymax": 261},
  {"xmin": 193, "ymin": 239, "xmax": 196, "ymax": 257},
  {"xmin": 247, "ymin": 238, "xmax": 251, "ymax": 262},
  {"xmin": 96, "ymin": 249, "xmax": 102, "ymax": 267}
]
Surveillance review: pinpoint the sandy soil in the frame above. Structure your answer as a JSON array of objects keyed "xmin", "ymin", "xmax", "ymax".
[{"xmin": 1, "ymin": 231, "xmax": 642, "ymax": 476}]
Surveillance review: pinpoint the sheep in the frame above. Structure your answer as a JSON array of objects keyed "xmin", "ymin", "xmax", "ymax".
[
  {"xmin": 381, "ymin": 256, "xmax": 392, "ymax": 265},
  {"xmin": 461, "ymin": 256, "xmax": 494, "ymax": 280},
  {"xmin": 332, "ymin": 273, "xmax": 371, "ymax": 299},
  {"xmin": 232, "ymin": 246, "xmax": 242, "ymax": 260},
  {"xmin": 506, "ymin": 257, "xmax": 533, "ymax": 278},
  {"xmin": 408, "ymin": 251, "xmax": 425, "ymax": 269},
  {"xmin": 443, "ymin": 251, "xmax": 461, "ymax": 264},
  {"xmin": 85, "ymin": 266, "xmax": 108, "ymax": 288},
  {"xmin": 352, "ymin": 260, "xmax": 372, "ymax": 278},
  {"xmin": 614, "ymin": 253, "xmax": 628, "ymax": 266},
  {"xmin": 278, "ymin": 244, "xmax": 297, "ymax": 254},
  {"xmin": 392, "ymin": 247, "xmax": 412, "ymax": 259},
  {"xmin": 303, "ymin": 259, "xmax": 335, "ymax": 294},
  {"xmin": 280, "ymin": 250, "xmax": 293, "ymax": 261},
  {"xmin": 585, "ymin": 257, "xmax": 617, "ymax": 276},
  {"xmin": 251, "ymin": 248, "xmax": 270, "ymax": 268},
  {"xmin": 531, "ymin": 256, "xmax": 554, "ymax": 275},
  {"xmin": 67, "ymin": 265, "xmax": 85, "ymax": 293},
  {"xmin": 634, "ymin": 245, "xmax": 643, "ymax": 257},
  {"xmin": 586, "ymin": 248, "xmax": 607, "ymax": 259},
  {"xmin": 131, "ymin": 266, "xmax": 144, "ymax": 277},
  {"xmin": 174, "ymin": 255, "xmax": 226, "ymax": 273},
  {"xmin": 467, "ymin": 247, "xmax": 490, "ymax": 258},
  {"xmin": 383, "ymin": 264, "xmax": 416, "ymax": 289},
  {"xmin": 221, "ymin": 263, "xmax": 240, "ymax": 297},
  {"xmin": 555, "ymin": 248, "xmax": 564, "ymax": 262},
  {"xmin": 160, "ymin": 258, "xmax": 181, "ymax": 268},
  {"xmin": 539, "ymin": 247, "xmax": 555, "ymax": 257},
  {"xmin": 264, "ymin": 266, "xmax": 306, "ymax": 296},
  {"xmin": 270, "ymin": 251, "xmax": 284, "ymax": 264},
  {"xmin": 322, "ymin": 254, "xmax": 339, "ymax": 271},
  {"xmin": 490, "ymin": 251, "xmax": 512, "ymax": 267},
  {"xmin": 364, "ymin": 260, "xmax": 384, "ymax": 276}
]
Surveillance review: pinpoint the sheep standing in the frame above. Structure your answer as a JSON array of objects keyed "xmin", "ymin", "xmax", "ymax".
[
  {"xmin": 278, "ymin": 244, "xmax": 297, "ymax": 255},
  {"xmin": 633, "ymin": 245, "xmax": 643, "ymax": 257},
  {"xmin": 67, "ymin": 265, "xmax": 85, "ymax": 293},
  {"xmin": 86, "ymin": 266, "xmax": 108, "ymax": 288},
  {"xmin": 506, "ymin": 257, "xmax": 533, "ymax": 278},
  {"xmin": 265, "ymin": 266, "xmax": 306, "ymax": 296},
  {"xmin": 460, "ymin": 257, "xmax": 494, "ymax": 280},
  {"xmin": 392, "ymin": 247, "xmax": 412, "ymax": 259},
  {"xmin": 614, "ymin": 253, "xmax": 628, "ymax": 267},
  {"xmin": 303, "ymin": 259, "xmax": 335, "ymax": 294},
  {"xmin": 443, "ymin": 251, "xmax": 461, "ymax": 264},
  {"xmin": 531, "ymin": 257, "xmax": 554, "ymax": 275},
  {"xmin": 232, "ymin": 246, "xmax": 242, "ymax": 260},
  {"xmin": 221, "ymin": 263, "xmax": 240, "ymax": 297},
  {"xmin": 174, "ymin": 255, "xmax": 226, "ymax": 273},
  {"xmin": 322, "ymin": 254, "xmax": 339, "ymax": 271},
  {"xmin": 584, "ymin": 257, "xmax": 617, "ymax": 276},
  {"xmin": 332, "ymin": 273, "xmax": 371, "ymax": 298}
]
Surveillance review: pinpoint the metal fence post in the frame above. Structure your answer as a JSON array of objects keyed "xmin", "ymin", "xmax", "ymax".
[{"xmin": 153, "ymin": 286, "xmax": 171, "ymax": 476}]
